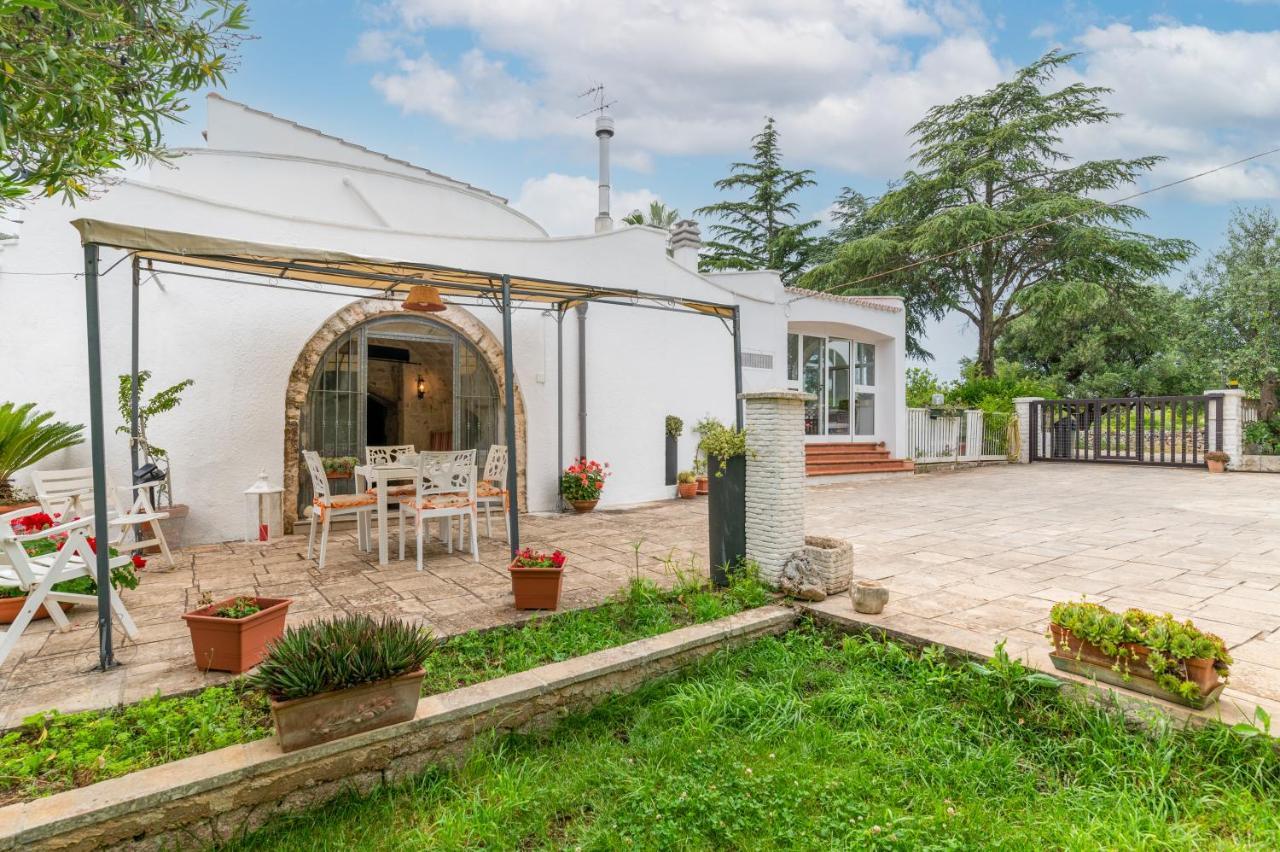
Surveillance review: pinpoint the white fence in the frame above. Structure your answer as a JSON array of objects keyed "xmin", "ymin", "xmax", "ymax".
[{"xmin": 906, "ymin": 408, "xmax": 1014, "ymax": 464}]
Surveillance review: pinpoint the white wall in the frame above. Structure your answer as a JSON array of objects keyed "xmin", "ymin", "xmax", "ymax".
[{"xmin": 0, "ymin": 103, "xmax": 905, "ymax": 543}]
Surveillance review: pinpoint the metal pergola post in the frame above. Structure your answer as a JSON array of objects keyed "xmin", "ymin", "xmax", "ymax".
[
  {"xmin": 732, "ymin": 306, "xmax": 744, "ymax": 430},
  {"xmin": 555, "ymin": 307, "xmax": 565, "ymax": 495},
  {"xmin": 130, "ymin": 257, "xmax": 141, "ymax": 481},
  {"xmin": 83, "ymin": 244, "xmax": 115, "ymax": 671},
  {"xmin": 500, "ymin": 275, "xmax": 520, "ymax": 557}
]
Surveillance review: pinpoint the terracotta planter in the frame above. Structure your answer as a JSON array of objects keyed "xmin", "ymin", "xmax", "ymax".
[
  {"xmin": 325, "ymin": 470, "xmax": 353, "ymax": 480},
  {"xmin": 1048, "ymin": 624, "xmax": 1225, "ymax": 708},
  {"xmin": 1206, "ymin": 459, "xmax": 1226, "ymax": 474},
  {"xmin": 509, "ymin": 561, "xmax": 564, "ymax": 610},
  {"xmin": 695, "ymin": 476, "xmax": 709, "ymax": 495},
  {"xmin": 0, "ymin": 595, "xmax": 72, "ymax": 624},
  {"xmin": 0, "ymin": 500, "xmax": 39, "ymax": 515},
  {"xmin": 182, "ymin": 596, "xmax": 291, "ymax": 673},
  {"xmin": 270, "ymin": 668, "xmax": 425, "ymax": 753},
  {"xmin": 567, "ymin": 498, "xmax": 598, "ymax": 513},
  {"xmin": 676, "ymin": 482, "xmax": 697, "ymax": 499}
]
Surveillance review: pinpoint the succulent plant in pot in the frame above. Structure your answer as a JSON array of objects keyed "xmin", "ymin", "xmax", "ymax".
[
  {"xmin": 676, "ymin": 470, "xmax": 697, "ymax": 499},
  {"xmin": 181, "ymin": 592, "xmax": 291, "ymax": 673},
  {"xmin": 249, "ymin": 614, "xmax": 434, "ymax": 752}
]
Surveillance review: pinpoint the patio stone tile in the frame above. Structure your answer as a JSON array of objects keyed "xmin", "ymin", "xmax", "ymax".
[
  {"xmin": 1230, "ymin": 638, "xmax": 1280, "ymax": 667},
  {"xmin": 937, "ymin": 601, "xmax": 1045, "ymax": 633},
  {"xmin": 892, "ymin": 590, "xmax": 990, "ymax": 619},
  {"xmin": 1186, "ymin": 604, "xmax": 1280, "ymax": 632},
  {"xmin": 1109, "ymin": 586, "xmax": 1212, "ymax": 612}
]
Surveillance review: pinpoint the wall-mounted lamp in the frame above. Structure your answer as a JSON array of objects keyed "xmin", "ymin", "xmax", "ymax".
[{"xmin": 416, "ymin": 374, "xmax": 426, "ymax": 399}]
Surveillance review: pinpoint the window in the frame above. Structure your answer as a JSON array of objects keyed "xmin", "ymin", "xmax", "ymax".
[
  {"xmin": 786, "ymin": 333, "xmax": 799, "ymax": 382},
  {"xmin": 854, "ymin": 392, "xmax": 875, "ymax": 436},
  {"xmin": 855, "ymin": 342, "xmax": 875, "ymax": 386}
]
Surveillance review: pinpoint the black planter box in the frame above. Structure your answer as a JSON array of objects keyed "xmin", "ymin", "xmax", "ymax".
[
  {"xmin": 665, "ymin": 434, "xmax": 678, "ymax": 486},
  {"xmin": 706, "ymin": 455, "xmax": 746, "ymax": 587}
]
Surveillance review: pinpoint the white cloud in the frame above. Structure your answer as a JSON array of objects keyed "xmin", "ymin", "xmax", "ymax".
[
  {"xmin": 365, "ymin": 0, "xmax": 1001, "ymax": 175},
  {"xmin": 1062, "ymin": 24, "xmax": 1280, "ymax": 201},
  {"xmin": 511, "ymin": 173, "xmax": 660, "ymax": 236}
]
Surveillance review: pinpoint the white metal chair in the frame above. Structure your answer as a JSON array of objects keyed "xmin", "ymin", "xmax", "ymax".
[
  {"xmin": 0, "ymin": 507, "xmax": 139, "ymax": 668},
  {"xmin": 302, "ymin": 451, "xmax": 375, "ymax": 570},
  {"xmin": 29, "ymin": 467, "xmax": 175, "ymax": 570},
  {"xmin": 398, "ymin": 450, "xmax": 478, "ymax": 570},
  {"xmin": 477, "ymin": 445, "xmax": 510, "ymax": 543},
  {"xmin": 364, "ymin": 445, "xmax": 419, "ymax": 500}
]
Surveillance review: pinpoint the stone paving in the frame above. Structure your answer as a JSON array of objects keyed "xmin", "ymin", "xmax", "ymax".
[
  {"xmin": 806, "ymin": 463, "xmax": 1280, "ymax": 719},
  {"xmin": 3, "ymin": 463, "xmax": 1279, "ymax": 726},
  {"xmin": 0, "ymin": 503, "xmax": 709, "ymax": 727}
]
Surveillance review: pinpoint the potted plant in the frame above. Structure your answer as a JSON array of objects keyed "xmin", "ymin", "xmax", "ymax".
[
  {"xmin": 249, "ymin": 614, "xmax": 434, "ymax": 752},
  {"xmin": 182, "ymin": 593, "xmax": 291, "ymax": 673},
  {"xmin": 115, "ymin": 371, "xmax": 193, "ymax": 509},
  {"xmin": 665, "ymin": 415, "xmax": 683, "ymax": 486},
  {"xmin": 508, "ymin": 547, "xmax": 567, "ymax": 610},
  {"xmin": 321, "ymin": 455, "xmax": 358, "ymax": 480},
  {"xmin": 701, "ymin": 421, "xmax": 753, "ymax": 587},
  {"xmin": 1047, "ymin": 600, "xmax": 1231, "ymax": 709},
  {"xmin": 1205, "ymin": 450, "xmax": 1229, "ymax": 473},
  {"xmin": 0, "ymin": 402, "xmax": 84, "ymax": 513},
  {"xmin": 2, "ymin": 512, "xmax": 143, "ymax": 623},
  {"xmin": 560, "ymin": 457, "xmax": 609, "ymax": 512},
  {"xmin": 692, "ymin": 416, "xmax": 720, "ymax": 495},
  {"xmin": 676, "ymin": 470, "xmax": 697, "ymax": 499}
]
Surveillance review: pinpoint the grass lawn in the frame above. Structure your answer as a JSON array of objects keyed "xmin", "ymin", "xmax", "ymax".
[
  {"xmin": 231, "ymin": 625, "xmax": 1280, "ymax": 851},
  {"xmin": 0, "ymin": 570, "xmax": 768, "ymax": 804}
]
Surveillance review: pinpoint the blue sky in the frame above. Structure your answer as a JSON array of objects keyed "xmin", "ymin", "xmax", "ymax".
[{"xmin": 170, "ymin": 0, "xmax": 1280, "ymax": 376}]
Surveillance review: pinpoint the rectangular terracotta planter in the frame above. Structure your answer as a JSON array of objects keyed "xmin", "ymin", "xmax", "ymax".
[
  {"xmin": 0, "ymin": 595, "xmax": 71, "ymax": 624},
  {"xmin": 1048, "ymin": 624, "xmax": 1225, "ymax": 709},
  {"xmin": 269, "ymin": 669, "xmax": 426, "ymax": 752},
  {"xmin": 509, "ymin": 562, "xmax": 564, "ymax": 610},
  {"xmin": 182, "ymin": 596, "xmax": 291, "ymax": 673}
]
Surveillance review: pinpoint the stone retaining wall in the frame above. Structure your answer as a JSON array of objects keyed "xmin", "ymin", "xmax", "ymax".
[{"xmin": 1, "ymin": 607, "xmax": 795, "ymax": 852}]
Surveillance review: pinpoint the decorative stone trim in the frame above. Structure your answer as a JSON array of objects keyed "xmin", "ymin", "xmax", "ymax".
[
  {"xmin": 741, "ymin": 390, "xmax": 813, "ymax": 587},
  {"xmin": 282, "ymin": 299, "xmax": 528, "ymax": 532},
  {"xmin": 0, "ymin": 607, "xmax": 794, "ymax": 852}
]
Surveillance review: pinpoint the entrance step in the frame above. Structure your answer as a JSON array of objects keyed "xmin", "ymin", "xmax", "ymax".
[{"xmin": 805, "ymin": 442, "xmax": 914, "ymax": 478}]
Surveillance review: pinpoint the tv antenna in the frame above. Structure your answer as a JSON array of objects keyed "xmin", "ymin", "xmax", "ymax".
[{"xmin": 576, "ymin": 84, "xmax": 616, "ymax": 119}]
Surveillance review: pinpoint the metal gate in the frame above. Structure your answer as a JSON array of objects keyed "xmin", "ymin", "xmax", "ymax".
[{"xmin": 1029, "ymin": 395, "xmax": 1224, "ymax": 467}]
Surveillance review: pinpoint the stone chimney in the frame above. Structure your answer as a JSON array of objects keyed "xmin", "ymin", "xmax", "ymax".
[{"xmin": 669, "ymin": 219, "xmax": 701, "ymax": 270}]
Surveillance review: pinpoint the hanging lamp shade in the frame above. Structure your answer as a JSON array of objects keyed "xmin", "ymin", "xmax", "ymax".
[{"xmin": 403, "ymin": 283, "xmax": 446, "ymax": 312}]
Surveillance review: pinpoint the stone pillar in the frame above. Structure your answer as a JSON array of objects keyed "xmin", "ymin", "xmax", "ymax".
[
  {"xmin": 1012, "ymin": 397, "xmax": 1043, "ymax": 464},
  {"xmin": 1206, "ymin": 388, "xmax": 1245, "ymax": 469},
  {"xmin": 740, "ymin": 390, "xmax": 812, "ymax": 587}
]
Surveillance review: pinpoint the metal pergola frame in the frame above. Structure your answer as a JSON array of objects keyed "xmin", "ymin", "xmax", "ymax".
[{"xmin": 72, "ymin": 219, "xmax": 743, "ymax": 672}]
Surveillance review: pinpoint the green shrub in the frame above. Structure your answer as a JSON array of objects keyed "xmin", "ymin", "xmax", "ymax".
[
  {"xmin": 0, "ymin": 402, "xmax": 83, "ymax": 502},
  {"xmin": 249, "ymin": 615, "xmax": 435, "ymax": 702},
  {"xmin": 1244, "ymin": 417, "xmax": 1280, "ymax": 455},
  {"xmin": 665, "ymin": 415, "xmax": 683, "ymax": 438}
]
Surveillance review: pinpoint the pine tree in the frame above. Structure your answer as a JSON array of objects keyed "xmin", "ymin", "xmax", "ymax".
[
  {"xmin": 802, "ymin": 51, "xmax": 1193, "ymax": 373},
  {"xmin": 695, "ymin": 118, "xmax": 820, "ymax": 283}
]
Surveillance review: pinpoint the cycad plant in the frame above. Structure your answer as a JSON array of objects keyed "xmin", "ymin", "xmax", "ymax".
[{"xmin": 0, "ymin": 402, "xmax": 84, "ymax": 502}]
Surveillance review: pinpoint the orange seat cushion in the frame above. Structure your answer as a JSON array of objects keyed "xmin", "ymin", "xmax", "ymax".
[
  {"xmin": 477, "ymin": 481, "xmax": 506, "ymax": 498},
  {"xmin": 413, "ymin": 495, "xmax": 473, "ymax": 511}
]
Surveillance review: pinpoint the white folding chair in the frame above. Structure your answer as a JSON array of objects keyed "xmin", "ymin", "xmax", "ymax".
[
  {"xmin": 30, "ymin": 467, "xmax": 175, "ymax": 570},
  {"xmin": 477, "ymin": 445, "xmax": 510, "ymax": 543},
  {"xmin": 303, "ymin": 451, "xmax": 375, "ymax": 570},
  {"xmin": 0, "ymin": 508, "xmax": 139, "ymax": 668},
  {"xmin": 398, "ymin": 450, "xmax": 478, "ymax": 570}
]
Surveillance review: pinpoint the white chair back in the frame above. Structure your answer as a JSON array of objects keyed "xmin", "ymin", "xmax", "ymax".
[
  {"xmin": 30, "ymin": 467, "xmax": 122, "ymax": 519},
  {"xmin": 301, "ymin": 451, "xmax": 331, "ymax": 502},
  {"xmin": 367, "ymin": 445, "xmax": 416, "ymax": 466},
  {"xmin": 482, "ymin": 445, "xmax": 508, "ymax": 485},
  {"xmin": 415, "ymin": 450, "xmax": 476, "ymax": 501}
]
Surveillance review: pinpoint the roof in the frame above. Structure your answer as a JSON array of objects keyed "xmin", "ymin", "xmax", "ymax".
[
  {"xmin": 784, "ymin": 286, "xmax": 903, "ymax": 313},
  {"xmin": 205, "ymin": 94, "xmax": 508, "ymax": 204},
  {"xmin": 71, "ymin": 218, "xmax": 736, "ymax": 319}
]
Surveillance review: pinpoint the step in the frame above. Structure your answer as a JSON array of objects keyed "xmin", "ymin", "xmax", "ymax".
[
  {"xmin": 805, "ymin": 442, "xmax": 887, "ymax": 455},
  {"xmin": 805, "ymin": 458, "xmax": 915, "ymax": 476},
  {"xmin": 805, "ymin": 449, "xmax": 892, "ymax": 462}
]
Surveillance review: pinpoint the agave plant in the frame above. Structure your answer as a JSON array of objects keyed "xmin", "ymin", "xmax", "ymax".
[
  {"xmin": 249, "ymin": 614, "xmax": 434, "ymax": 702},
  {"xmin": 0, "ymin": 402, "xmax": 84, "ymax": 502}
]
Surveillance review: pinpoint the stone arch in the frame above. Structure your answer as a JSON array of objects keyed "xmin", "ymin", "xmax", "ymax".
[{"xmin": 282, "ymin": 298, "xmax": 527, "ymax": 531}]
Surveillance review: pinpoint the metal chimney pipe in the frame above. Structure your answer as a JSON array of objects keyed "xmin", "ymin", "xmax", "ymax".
[{"xmin": 594, "ymin": 115, "xmax": 615, "ymax": 233}]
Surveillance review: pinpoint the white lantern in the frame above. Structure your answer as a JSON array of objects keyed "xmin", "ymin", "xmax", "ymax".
[{"xmin": 244, "ymin": 470, "xmax": 284, "ymax": 543}]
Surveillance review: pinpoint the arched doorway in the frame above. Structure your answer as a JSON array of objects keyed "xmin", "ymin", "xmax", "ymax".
[{"xmin": 283, "ymin": 299, "xmax": 525, "ymax": 531}]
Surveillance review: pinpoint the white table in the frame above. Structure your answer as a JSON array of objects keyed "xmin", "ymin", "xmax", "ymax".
[{"xmin": 354, "ymin": 463, "xmax": 416, "ymax": 566}]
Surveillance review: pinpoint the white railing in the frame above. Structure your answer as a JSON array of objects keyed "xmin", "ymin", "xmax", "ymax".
[{"xmin": 907, "ymin": 408, "xmax": 1012, "ymax": 464}]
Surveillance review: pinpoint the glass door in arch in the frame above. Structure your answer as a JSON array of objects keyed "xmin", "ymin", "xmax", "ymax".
[{"xmin": 786, "ymin": 333, "xmax": 876, "ymax": 438}]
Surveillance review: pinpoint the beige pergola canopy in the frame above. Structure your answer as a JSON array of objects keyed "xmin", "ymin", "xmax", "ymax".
[{"xmin": 71, "ymin": 218, "xmax": 737, "ymax": 318}]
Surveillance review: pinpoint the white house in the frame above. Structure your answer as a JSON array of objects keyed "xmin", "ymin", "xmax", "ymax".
[{"xmin": 0, "ymin": 95, "xmax": 908, "ymax": 544}]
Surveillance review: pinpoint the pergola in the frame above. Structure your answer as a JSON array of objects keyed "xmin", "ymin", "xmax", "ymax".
[{"xmin": 71, "ymin": 218, "xmax": 743, "ymax": 671}]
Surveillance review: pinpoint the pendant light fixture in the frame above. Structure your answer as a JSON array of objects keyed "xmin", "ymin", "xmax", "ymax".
[{"xmin": 403, "ymin": 283, "xmax": 446, "ymax": 312}]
